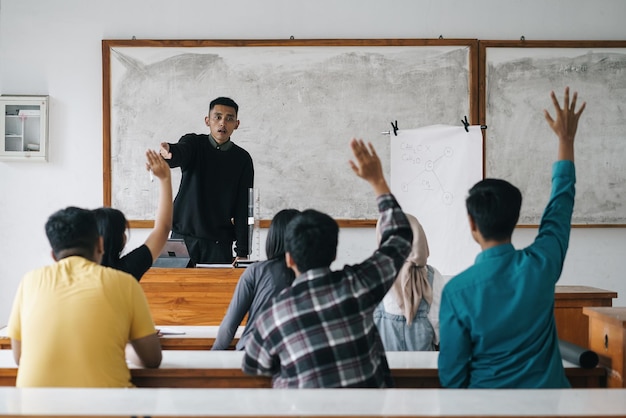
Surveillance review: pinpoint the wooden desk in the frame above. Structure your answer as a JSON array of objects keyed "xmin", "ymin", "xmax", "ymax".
[
  {"xmin": 140, "ymin": 267, "xmax": 244, "ymax": 325},
  {"xmin": 0, "ymin": 350, "xmax": 605, "ymax": 389},
  {"xmin": 2, "ymin": 386, "xmax": 626, "ymax": 418},
  {"xmin": 0, "ymin": 325, "xmax": 242, "ymax": 351},
  {"xmin": 157, "ymin": 325, "xmax": 242, "ymax": 350},
  {"xmin": 2, "ymin": 284, "xmax": 618, "ymax": 351},
  {"xmin": 583, "ymin": 307, "xmax": 626, "ymax": 388},
  {"xmin": 554, "ymin": 286, "xmax": 617, "ymax": 348},
  {"xmin": 0, "ymin": 328, "xmax": 8, "ymax": 351},
  {"xmin": 0, "ymin": 387, "xmax": 625, "ymax": 418},
  {"xmin": 141, "ymin": 269, "xmax": 618, "ymax": 341}
]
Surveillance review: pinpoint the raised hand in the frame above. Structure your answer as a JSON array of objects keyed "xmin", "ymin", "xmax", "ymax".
[
  {"xmin": 544, "ymin": 87, "xmax": 586, "ymax": 161},
  {"xmin": 146, "ymin": 149, "xmax": 170, "ymax": 181},
  {"xmin": 349, "ymin": 138, "xmax": 390, "ymax": 196}
]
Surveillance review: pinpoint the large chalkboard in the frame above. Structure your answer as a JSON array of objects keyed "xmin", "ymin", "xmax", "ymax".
[
  {"xmin": 103, "ymin": 39, "xmax": 477, "ymax": 226},
  {"xmin": 480, "ymin": 40, "xmax": 626, "ymax": 226}
]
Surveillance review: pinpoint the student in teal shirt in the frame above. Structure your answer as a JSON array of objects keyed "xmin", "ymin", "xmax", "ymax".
[{"xmin": 438, "ymin": 88, "xmax": 586, "ymax": 388}]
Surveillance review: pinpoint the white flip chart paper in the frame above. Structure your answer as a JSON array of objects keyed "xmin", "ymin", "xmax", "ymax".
[{"xmin": 390, "ymin": 125, "xmax": 483, "ymax": 276}]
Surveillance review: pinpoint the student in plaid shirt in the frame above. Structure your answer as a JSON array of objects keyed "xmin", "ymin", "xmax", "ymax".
[{"xmin": 242, "ymin": 138, "xmax": 413, "ymax": 388}]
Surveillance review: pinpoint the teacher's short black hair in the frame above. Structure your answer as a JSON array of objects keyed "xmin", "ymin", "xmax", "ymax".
[{"xmin": 210, "ymin": 97, "xmax": 239, "ymax": 115}]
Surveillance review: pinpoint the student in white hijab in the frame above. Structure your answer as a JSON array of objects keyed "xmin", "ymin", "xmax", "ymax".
[{"xmin": 373, "ymin": 213, "xmax": 445, "ymax": 351}]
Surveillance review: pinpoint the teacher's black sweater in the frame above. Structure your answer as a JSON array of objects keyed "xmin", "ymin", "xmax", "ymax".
[{"xmin": 166, "ymin": 134, "xmax": 254, "ymax": 257}]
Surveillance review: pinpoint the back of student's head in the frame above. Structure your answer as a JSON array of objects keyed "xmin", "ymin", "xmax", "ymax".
[
  {"xmin": 45, "ymin": 206, "xmax": 100, "ymax": 260},
  {"xmin": 466, "ymin": 178, "xmax": 522, "ymax": 241},
  {"xmin": 92, "ymin": 207, "xmax": 128, "ymax": 268},
  {"xmin": 266, "ymin": 209, "xmax": 301, "ymax": 260},
  {"xmin": 285, "ymin": 209, "xmax": 338, "ymax": 273},
  {"xmin": 210, "ymin": 97, "xmax": 239, "ymax": 114}
]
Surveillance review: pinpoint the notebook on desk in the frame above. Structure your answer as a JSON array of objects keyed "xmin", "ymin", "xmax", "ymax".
[{"xmin": 152, "ymin": 239, "xmax": 191, "ymax": 268}]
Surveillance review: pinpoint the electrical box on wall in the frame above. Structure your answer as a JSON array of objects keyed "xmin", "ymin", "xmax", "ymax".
[{"xmin": 0, "ymin": 95, "xmax": 49, "ymax": 162}]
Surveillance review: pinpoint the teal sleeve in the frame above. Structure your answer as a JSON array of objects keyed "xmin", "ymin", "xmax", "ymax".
[
  {"xmin": 528, "ymin": 160, "xmax": 576, "ymax": 284},
  {"xmin": 438, "ymin": 289, "xmax": 471, "ymax": 388}
]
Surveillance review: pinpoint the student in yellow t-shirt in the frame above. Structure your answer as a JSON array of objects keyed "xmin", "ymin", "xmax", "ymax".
[{"xmin": 7, "ymin": 206, "xmax": 162, "ymax": 387}]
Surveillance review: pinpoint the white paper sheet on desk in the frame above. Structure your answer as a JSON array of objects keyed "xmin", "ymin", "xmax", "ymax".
[
  {"xmin": 157, "ymin": 328, "xmax": 186, "ymax": 335},
  {"xmin": 391, "ymin": 124, "xmax": 483, "ymax": 276}
]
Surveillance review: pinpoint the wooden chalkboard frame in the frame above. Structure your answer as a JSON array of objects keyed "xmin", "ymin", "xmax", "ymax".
[
  {"xmin": 479, "ymin": 40, "xmax": 626, "ymax": 227},
  {"xmin": 102, "ymin": 39, "xmax": 479, "ymax": 228}
]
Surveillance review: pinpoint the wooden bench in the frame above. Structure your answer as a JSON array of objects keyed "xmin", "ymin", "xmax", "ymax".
[{"xmin": 0, "ymin": 350, "xmax": 605, "ymax": 389}]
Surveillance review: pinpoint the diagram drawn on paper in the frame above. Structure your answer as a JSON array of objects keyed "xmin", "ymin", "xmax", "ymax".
[{"xmin": 398, "ymin": 141, "xmax": 456, "ymax": 206}]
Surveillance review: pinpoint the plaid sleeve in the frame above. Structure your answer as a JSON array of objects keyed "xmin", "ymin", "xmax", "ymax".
[
  {"xmin": 347, "ymin": 193, "xmax": 413, "ymax": 306},
  {"xmin": 241, "ymin": 310, "xmax": 279, "ymax": 377}
]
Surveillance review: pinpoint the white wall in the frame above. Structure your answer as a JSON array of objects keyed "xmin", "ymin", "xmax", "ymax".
[{"xmin": 1, "ymin": 0, "xmax": 625, "ymax": 324}]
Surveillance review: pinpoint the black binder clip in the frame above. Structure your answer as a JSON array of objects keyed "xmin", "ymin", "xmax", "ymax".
[
  {"xmin": 390, "ymin": 120, "xmax": 399, "ymax": 136},
  {"xmin": 461, "ymin": 116, "xmax": 470, "ymax": 132},
  {"xmin": 461, "ymin": 116, "xmax": 488, "ymax": 131}
]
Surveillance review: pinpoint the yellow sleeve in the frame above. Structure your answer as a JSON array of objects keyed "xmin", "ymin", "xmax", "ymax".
[
  {"xmin": 6, "ymin": 280, "xmax": 25, "ymax": 341},
  {"xmin": 128, "ymin": 280, "xmax": 157, "ymax": 341}
]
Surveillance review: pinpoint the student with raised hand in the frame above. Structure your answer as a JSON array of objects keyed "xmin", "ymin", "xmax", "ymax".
[
  {"xmin": 373, "ymin": 213, "xmax": 446, "ymax": 351},
  {"xmin": 93, "ymin": 149, "xmax": 173, "ymax": 281},
  {"xmin": 242, "ymin": 139, "xmax": 413, "ymax": 388},
  {"xmin": 7, "ymin": 206, "xmax": 161, "ymax": 387},
  {"xmin": 438, "ymin": 87, "xmax": 586, "ymax": 388},
  {"xmin": 212, "ymin": 208, "xmax": 301, "ymax": 351}
]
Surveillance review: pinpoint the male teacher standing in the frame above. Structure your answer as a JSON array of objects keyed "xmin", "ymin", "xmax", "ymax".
[{"xmin": 160, "ymin": 97, "xmax": 254, "ymax": 265}]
